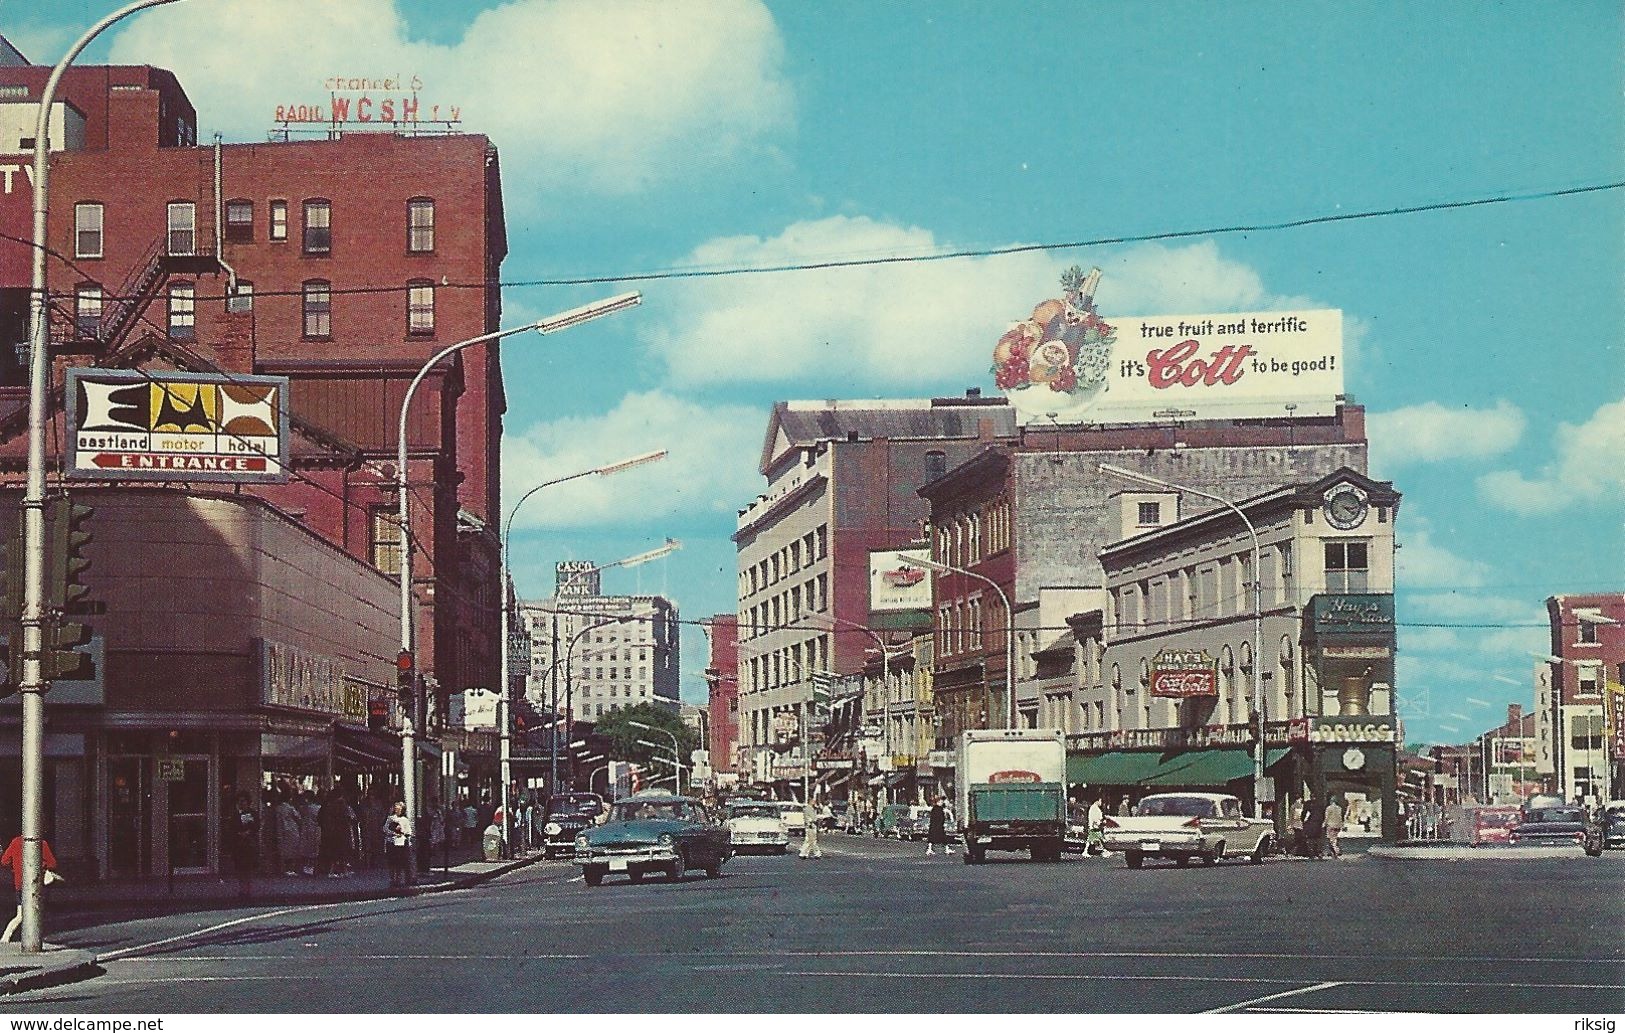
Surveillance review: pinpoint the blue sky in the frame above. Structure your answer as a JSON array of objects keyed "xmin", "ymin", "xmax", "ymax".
[{"xmin": 20, "ymin": 1, "xmax": 1624, "ymax": 743}]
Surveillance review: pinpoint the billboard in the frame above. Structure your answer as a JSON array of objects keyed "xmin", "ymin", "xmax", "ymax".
[
  {"xmin": 992, "ymin": 268, "xmax": 1343, "ymax": 425},
  {"xmin": 1149, "ymin": 648, "xmax": 1219, "ymax": 698},
  {"xmin": 65, "ymin": 369, "xmax": 289, "ymax": 483},
  {"xmin": 556, "ymin": 560, "xmax": 600, "ymax": 599},
  {"xmin": 869, "ymin": 549, "xmax": 932, "ymax": 612}
]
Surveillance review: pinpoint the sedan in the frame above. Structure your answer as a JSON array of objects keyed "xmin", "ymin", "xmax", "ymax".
[
  {"xmin": 574, "ymin": 792, "xmax": 732, "ymax": 887},
  {"xmin": 1508, "ymin": 806, "xmax": 1603, "ymax": 856},
  {"xmin": 726, "ymin": 802, "xmax": 791, "ymax": 854}
]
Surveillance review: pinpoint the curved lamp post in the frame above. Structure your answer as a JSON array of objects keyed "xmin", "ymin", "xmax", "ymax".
[
  {"xmin": 630, "ymin": 720, "xmax": 683, "ymax": 794},
  {"xmin": 1098, "ymin": 462, "xmax": 1266, "ymax": 818},
  {"xmin": 395, "ymin": 291, "xmax": 640, "ymax": 869},
  {"xmin": 911, "ymin": 555, "xmax": 1016, "ymax": 731},
  {"xmin": 20, "ymin": 0, "xmax": 186, "ymax": 955},
  {"xmin": 498, "ymin": 451, "xmax": 665, "ymax": 847}
]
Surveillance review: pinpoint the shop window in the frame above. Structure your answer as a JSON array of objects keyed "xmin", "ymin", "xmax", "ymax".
[
  {"xmin": 407, "ymin": 198, "xmax": 435, "ymax": 252},
  {"xmin": 166, "ymin": 201, "xmax": 196, "ymax": 256},
  {"xmin": 74, "ymin": 202, "xmax": 103, "ymax": 258},
  {"xmin": 269, "ymin": 199, "xmax": 288, "ymax": 241},
  {"xmin": 407, "ymin": 280, "xmax": 434, "ymax": 336},
  {"xmin": 302, "ymin": 279, "xmax": 331, "ymax": 338},
  {"xmin": 167, "ymin": 282, "xmax": 195, "ymax": 339},
  {"xmin": 1324, "ymin": 540, "xmax": 1369, "ymax": 593},
  {"xmin": 225, "ymin": 199, "xmax": 254, "ymax": 243},
  {"xmin": 303, "ymin": 199, "xmax": 331, "ymax": 254},
  {"xmin": 75, "ymin": 283, "xmax": 102, "ymax": 338}
]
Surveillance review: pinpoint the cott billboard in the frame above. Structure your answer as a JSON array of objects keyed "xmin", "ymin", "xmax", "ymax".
[
  {"xmin": 993, "ymin": 268, "xmax": 1343, "ymax": 424},
  {"xmin": 869, "ymin": 549, "xmax": 932, "ymax": 612},
  {"xmin": 65, "ymin": 369, "xmax": 289, "ymax": 483}
]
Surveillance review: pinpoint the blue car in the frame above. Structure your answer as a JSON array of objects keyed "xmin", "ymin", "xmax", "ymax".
[{"xmin": 573, "ymin": 792, "xmax": 732, "ymax": 887}]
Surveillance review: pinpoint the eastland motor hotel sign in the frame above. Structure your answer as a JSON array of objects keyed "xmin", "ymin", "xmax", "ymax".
[{"xmin": 992, "ymin": 267, "xmax": 1343, "ymax": 425}]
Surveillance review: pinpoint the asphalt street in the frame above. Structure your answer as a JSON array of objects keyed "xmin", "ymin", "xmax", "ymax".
[{"xmin": 3, "ymin": 834, "xmax": 1621, "ymax": 1014}]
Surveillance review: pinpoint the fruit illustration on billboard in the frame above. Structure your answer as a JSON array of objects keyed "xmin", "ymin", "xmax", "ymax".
[{"xmin": 992, "ymin": 265, "xmax": 1117, "ymax": 419}]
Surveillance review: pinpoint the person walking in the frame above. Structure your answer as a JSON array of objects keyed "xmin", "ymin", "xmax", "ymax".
[
  {"xmin": 1324, "ymin": 794, "xmax": 1345, "ymax": 859},
  {"xmin": 1086, "ymin": 796, "xmax": 1105, "ymax": 857},
  {"xmin": 384, "ymin": 801, "xmax": 414, "ymax": 888},
  {"xmin": 318, "ymin": 788, "xmax": 354, "ymax": 877},
  {"xmin": 799, "ymin": 798, "xmax": 823, "ymax": 859},
  {"xmin": 273, "ymin": 790, "xmax": 301, "ymax": 875},
  {"xmin": 1301, "ymin": 796, "xmax": 1327, "ymax": 860},
  {"xmin": 925, "ymin": 797, "xmax": 954, "ymax": 856},
  {"xmin": 0, "ymin": 833, "xmax": 59, "ymax": 942},
  {"xmin": 227, "ymin": 793, "xmax": 259, "ymax": 898},
  {"xmin": 296, "ymin": 791, "xmax": 321, "ymax": 876}
]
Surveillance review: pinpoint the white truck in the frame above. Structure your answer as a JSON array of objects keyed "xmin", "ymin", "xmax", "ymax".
[
  {"xmin": 1101, "ymin": 792, "xmax": 1274, "ymax": 868},
  {"xmin": 956, "ymin": 728, "xmax": 1067, "ymax": 864}
]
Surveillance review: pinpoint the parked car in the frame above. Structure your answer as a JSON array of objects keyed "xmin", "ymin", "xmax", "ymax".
[
  {"xmin": 540, "ymin": 792, "xmax": 605, "ymax": 858},
  {"xmin": 775, "ymin": 800, "xmax": 808, "ymax": 836},
  {"xmin": 1601, "ymin": 802, "xmax": 1625, "ymax": 850},
  {"xmin": 573, "ymin": 791, "xmax": 731, "ymax": 887},
  {"xmin": 726, "ymin": 801, "xmax": 790, "ymax": 854},
  {"xmin": 1508, "ymin": 805, "xmax": 1603, "ymax": 855},
  {"xmin": 1468, "ymin": 805, "xmax": 1523, "ymax": 847},
  {"xmin": 876, "ymin": 803, "xmax": 911, "ymax": 838},
  {"xmin": 1101, "ymin": 792, "xmax": 1274, "ymax": 868}
]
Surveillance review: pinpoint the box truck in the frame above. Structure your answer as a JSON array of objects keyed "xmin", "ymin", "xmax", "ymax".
[{"xmin": 955, "ymin": 728, "xmax": 1067, "ymax": 864}]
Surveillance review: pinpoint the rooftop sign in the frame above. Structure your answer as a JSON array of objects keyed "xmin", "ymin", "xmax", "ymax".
[{"xmin": 272, "ymin": 75, "xmax": 462, "ymax": 127}]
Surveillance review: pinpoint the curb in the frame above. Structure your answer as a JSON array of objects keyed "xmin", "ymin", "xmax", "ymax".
[{"xmin": 1367, "ymin": 844, "xmax": 1601, "ymax": 861}]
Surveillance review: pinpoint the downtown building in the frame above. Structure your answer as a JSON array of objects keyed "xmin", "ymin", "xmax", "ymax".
[
  {"xmin": 0, "ymin": 47, "xmax": 508, "ymax": 878},
  {"xmin": 702, "ymin": 614, "xmax": 739, "ymax": 778},
  {"xmin": 1536, "ymin": 592, "xmax": 1623, "ymax": 804}
]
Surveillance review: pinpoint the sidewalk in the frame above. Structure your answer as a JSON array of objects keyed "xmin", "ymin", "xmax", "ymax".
[{"xmin": 0, "ymin": 843, "xmax": 550, "ymax": 997}]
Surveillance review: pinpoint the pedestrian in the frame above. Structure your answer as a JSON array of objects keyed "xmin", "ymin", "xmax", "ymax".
[
  {"xmin": 384, "ymin": 801, "xmax": 413, "ymax": 887},
  {"xmin": 799, "ymin": 798, "xmax": 823, "ymax": 859},
  {"xmin": 1086, "ymin": 796, "xmax": 1105, "ymax": 857},
  {"xmin": 227, "ymin": 792, "xmax": 259, "ymax": 898},
  {"xmin": 297, "ymin": 791, "xmax": 321, "ymax": 876},
  {"xmin": 462, "ymin": 799, "xmax": 478, "ymax": 849},
  {"xmin": 1324, "ymin": 794, "xmax": 1345, "ymax": 859},
  {"xmin": 1302, "ymin": 796, "xmax": 1326, "ymax": 860},
  {"xmin": 357, "ymin": 790, "xmax": 384, "ymax": 868},
  {"xmin": 273, "ymin": 790, "xmax": 301, "ymax": 875},
  {"xmin": 318, "ymin": 788, "xmax": 353, "ymax": 877},
  {"xmin": 0, "ymin": 833, "xmax": 59, "ymax": 942},
  {"xmin": 925, "ymin": 797, "xmax": 954, "ymax": 856}
]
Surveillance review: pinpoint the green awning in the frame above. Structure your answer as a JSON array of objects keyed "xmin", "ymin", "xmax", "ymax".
[
  {"xmin": 1266, "ymin": 747, "xmax": 1292, "ymax": 769},
  {"xmin": 1142, "ymin": 748, "xmax": 1254, "ymax": 787},
  {"xmin": 1067, "ymin": 751, "xmax": 1166, "ymax": 786}
]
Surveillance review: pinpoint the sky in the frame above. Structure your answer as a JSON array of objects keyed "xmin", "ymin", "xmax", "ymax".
[{"xmin": 14, "ymin": 1, "xmax": 1624, "ymax": 745}]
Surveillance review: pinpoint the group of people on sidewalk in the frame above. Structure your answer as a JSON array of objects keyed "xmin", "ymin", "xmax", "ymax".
[{"xmin": 225, "ymin": 781, "xmax": 423, "ymax": 898}]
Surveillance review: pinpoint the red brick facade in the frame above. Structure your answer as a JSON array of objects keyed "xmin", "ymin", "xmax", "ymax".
[{"xmin": 704, "ymin": 615, "xmax": 739, "ymax": 773}]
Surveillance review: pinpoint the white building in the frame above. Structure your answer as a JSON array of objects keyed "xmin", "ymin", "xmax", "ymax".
[{"xmin": 519, "ymin": 581, "xmax": 681, "ymax": 725}]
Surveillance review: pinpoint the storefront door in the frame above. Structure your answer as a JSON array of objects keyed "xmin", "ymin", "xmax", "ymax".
[
  {"xmin": 107, "ymin": 756, "xmax": 149, "ymax": 877},
  {"xmin": 164, "ymin": 755, "xmax": 213, "ymax": 874}
]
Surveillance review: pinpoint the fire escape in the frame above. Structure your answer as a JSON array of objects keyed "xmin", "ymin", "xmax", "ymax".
[{"xmin": 47, "ymin": 231, "xmax": 224, "ymax": 358}]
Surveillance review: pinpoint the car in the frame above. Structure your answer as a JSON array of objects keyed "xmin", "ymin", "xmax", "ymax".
[
  {"xmin": 539, "ymin": 792, "xmax": 605, "ymax": 858},
  {"xmin": 1507, "ymin": 805, "xmax": 1603, "ymax": 855},
  {"xmin": 1601, "ymin": 802, "xmax": 1625, "ymax": 850},
  {"xmin": 775, "ymin": 800, "xmax": 808, "ymax": 836},
  {"xmin": 573, "ymin": 791, "xmax": 732, "ymax": 887},
  {"xmin": 1468, "ymin": 805, "xmax": 1523, "ymax": 847},
  {"xmin": 876, "ymin": 803, "xmax": 911, "ymax": 838},
  {"xmin": 1101, "ymin": 792, "xmax": 1274, "ymax": 867},
  {"xmin": 726, "ymin": 801, "xmax": 791, "ymax": 854}
]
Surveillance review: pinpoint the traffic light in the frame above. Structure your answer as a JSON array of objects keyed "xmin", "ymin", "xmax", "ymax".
[
  {"xmin": 45, "ymin": 496, "xmax": 94, "ymax": 613},
  {"xmin": 45, "ymin": 617, "xmax": 92, "ymax": 681},
  {"xmin": 396, "ymin": 649, "xmax": 415, "ymax": 711}
]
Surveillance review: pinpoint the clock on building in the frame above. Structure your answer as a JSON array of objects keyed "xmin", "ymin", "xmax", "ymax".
[
  {"xmin": 1342, "ymin": 747, "xmax": 1366, "ymax": 771},
  {"xmin": 1323, "ymin": 486, "xmax": 1369, "ymax": 530}
]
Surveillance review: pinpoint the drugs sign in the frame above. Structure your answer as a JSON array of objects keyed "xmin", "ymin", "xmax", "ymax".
[{"xmin": 65, "ymin": 369, "xmax": 289, "ymax": 483}]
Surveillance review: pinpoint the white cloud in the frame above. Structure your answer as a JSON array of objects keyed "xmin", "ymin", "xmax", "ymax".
[
  {"xmin": 645, "ymin": 227, "xmax": 1311, "ymax": 386},
  {"xmin": 501, "ymin": 390, "xmax": 764, "ymax": 529},
  {"xmin": 109, "ymin": 0, "xmax": 791, "ymax": 198},
  {"xmin": 1395, "ymin": 525, "xmax": 1493, "ymax": 590},
  {"xmin": 1367, "ymin": 400, "xmax": 1525, "ymax": 473},
  {"xmin": 1476, "ymin": 396, "xmax": 1625, "ymax": 515}
]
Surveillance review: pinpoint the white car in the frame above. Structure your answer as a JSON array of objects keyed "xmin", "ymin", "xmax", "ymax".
[
  {"xmin": 1101, "ymin": 792, "xmax": 1274, "ymax": 868},
  {"xmin": 727, "ymin": 802, "xmax": 791, "ymax": 853},
  {"xmin": 776, "ymin": 800, "xmax": 808, "ymax": 836}
]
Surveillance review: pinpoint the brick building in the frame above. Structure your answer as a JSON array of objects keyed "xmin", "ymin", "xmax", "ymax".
[
  {"xmin": 1538, "ymin": 593, "xmax": 1624, "ymax": 803},
  {"xmin": 703, "ymin": 614, "xmax": 739, "ymax": 775},
  {"xmin": 0, "ymin": 47, "xmax": 509, "ymax": 876}
]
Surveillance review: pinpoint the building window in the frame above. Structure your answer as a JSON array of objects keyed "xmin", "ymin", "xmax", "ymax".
[
  {"xmin": 302, "ymin": 279, "xmax": 331, "ymax": 338},
  {"xmin": 167, "ymin": 282, "xmax": 195, "ymax": 339},
  {"xmin": 224, "ymin": 199, "xmax": 254, "ymax": 243},
  {"xmin": 925, "ymin": 450, "xmax": 947, "ymax": 481},
  {"xmin": 1324, "ymin": 540, "xmax": 1369, "ymax": 593},
  {"xmin": 226, "ymin": 280, "xmax": 253, "ymax": 314},
  {"xmin": 74, "ymin": 203, "xmax": 103, "ymax": 258},
  {"xmin": 74, "ymin": 283, "xmax": 102, "ymax": 338},
  {"xmin": 166, "ymin": 201, "xmax": 196, "ymax": 256},
  {"xmin": 303, "ymin": 199, "xmax": 331, "ymax": 254},
  {"xmin": 1577, "ymin": 665, "xmax": 1602, "ymax": 696},
  {"xmin": 269, "ymin": 199, "xmax": 288, "ymax": 241},
  {"xmin": 1137, "ymin": 501, "xmax": 1160, "ymax": 526},
  {"xmin": 407, "ymin": 198, "xmax": 434, "ymax": 252},
  {"xmin": 407, "ymin": 280, "xmax": 434, "ymax": 336},
  {"xmin": 1577, "ymin": 618, "xmax": 1598, "ymax": 645}
]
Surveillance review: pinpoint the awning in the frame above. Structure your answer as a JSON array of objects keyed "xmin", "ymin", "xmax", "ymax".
[
  {"xmin": 1066, "ymin": 751, "xmax": 1165, "ymax": 786},
  {"xmin": 1266, "ymin": 747, "xmax": 1293, "ymax": 769},
  {"xmin": 1142, "ymin": 748, "xmax": 1253, "ymax": 787},
  {"xmin": 334, "ymin": 726, "xmax": 400, "ymax": 772},
  {"xmin": 818, "ymin": 769, "xmax": 852, "ymax": 787},
  {"xmin": 867, "ymin": 774, "xmax": 887, "ymax": 786}
]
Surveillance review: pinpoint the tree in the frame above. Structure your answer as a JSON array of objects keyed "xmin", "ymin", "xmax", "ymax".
[{"xmin": 594, "ymin": 703, "xmax": 697, "ymax": 771}]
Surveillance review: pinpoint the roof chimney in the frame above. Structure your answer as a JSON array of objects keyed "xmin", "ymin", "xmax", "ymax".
[
  {"xmin": 1508, "ymin": 702, "xmax": 1523, "ymax": 728},
  {"xmin": 966, "ymin": 387, "xmax": 981, "ymax": 398}
]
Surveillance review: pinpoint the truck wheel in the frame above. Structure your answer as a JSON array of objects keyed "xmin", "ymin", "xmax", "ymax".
[
  {"xmin": 1124, "ymin": 850, "xmax": 1143, "ymax": 869},
  {"xmin": 583, "ymin": 866, "xmax": 606, "ymax": 887},
  {"xmin": 1251, "ymin": 838, "xmax": 1270, "ymax": 864}
]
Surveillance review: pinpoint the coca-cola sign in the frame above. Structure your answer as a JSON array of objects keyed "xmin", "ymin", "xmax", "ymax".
[{"xmin": 1150, "ymin": 648, "xmax": 1219, "ymax": 698}]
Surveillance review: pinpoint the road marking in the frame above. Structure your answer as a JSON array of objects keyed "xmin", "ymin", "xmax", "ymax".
[
  {"xmin": 783, "ymin": 970, "xmax": 1290, "ymax": 985},
  {"xmin": 776, "ymin": 948, "xmax": 1621, "ymax": 965},
  {"xmin": 1204, "ymin": 980, "xmax": 1344, "ymax": 1014},
  {"xmin": 114, "ymin": 953, "xmax": 589, "ymax": 962},
  {"xmin": 97, "ymin": 901, "xmax": 358, "ymax": 961}
]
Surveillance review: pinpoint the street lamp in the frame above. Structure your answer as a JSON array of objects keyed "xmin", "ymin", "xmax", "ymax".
[
  {"xmin": 807, "ymin": 614, "xmax": 907, "ymax": 804},
  {"xmin": 1098, "ymin": 462, "xmax": 1267, "ymax": 818},
  {"xmin": 396, "ymin": 291, "xmax": 640, "ymax": 868},
  {"xmin": 911, "ymin": 555, "xmax": 1017, "ymax": 730},
  {"xmin": 641, "ymin": 746, "xmax": 688, "ymax": 789},
  {"xmin": 630, "ymin": 720, "xmax": 683, "ymax": 794},
  {"xmin": 19, "ymin": 0, "xmax": 186, "ymax": 955},
  {"xmin": 498, "ymin": 451, "xmax": 667, "ymax": 848}
]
